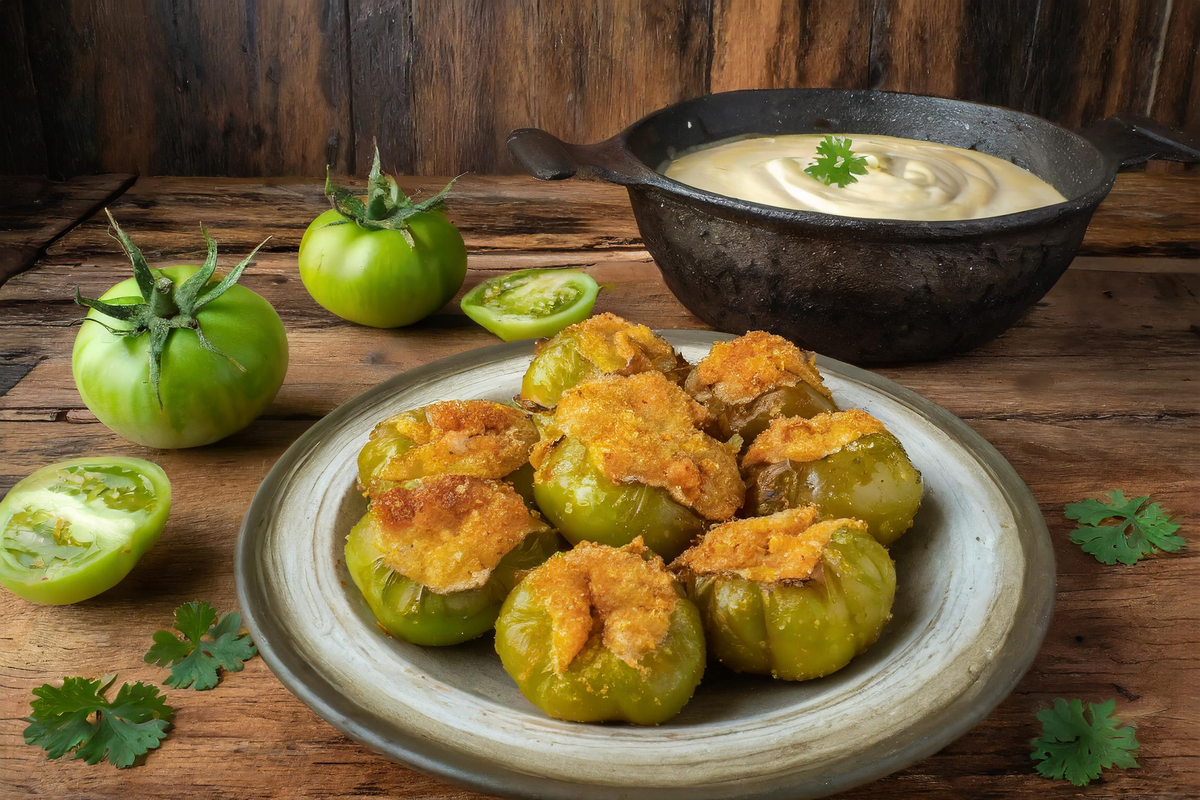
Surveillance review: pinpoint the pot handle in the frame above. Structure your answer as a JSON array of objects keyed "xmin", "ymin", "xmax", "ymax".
[
  {"xmin": 507, "ymin": 128, "xmax": 652, "ymax": 185},
  {"xmin": 1079, "ymin": 115, "xmax": 1200, "ymax": 169}
]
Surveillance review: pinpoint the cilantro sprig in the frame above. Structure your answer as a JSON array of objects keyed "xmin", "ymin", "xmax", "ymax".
[
  {"xmin": 804, "ymin": 135, "xmax": 869, "ymax": 188},
  {"xmin": 1032, "ymin": 699, "xmax": 1139, "ymax": 786},
  {"xmin": 1065, "ymin": 490, "xmax": 1184, "ymax": 565},
  {"xmin": 144, "ymin": 601, "xmax": 256, "ymax": 690},
  {"xmin": 23, "ymin": 675, "xmax": 173, "ymax": 768}
]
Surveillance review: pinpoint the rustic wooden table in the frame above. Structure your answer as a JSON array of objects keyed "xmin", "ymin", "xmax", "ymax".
[{"xmin": 1, "ymin": 174, "xmax": 1197, "ymax": 799}]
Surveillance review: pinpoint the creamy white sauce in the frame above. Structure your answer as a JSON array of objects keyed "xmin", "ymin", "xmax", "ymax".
[{"xmin": 664, "ymin": 133, "xmax": 1067, "ymax": 221}]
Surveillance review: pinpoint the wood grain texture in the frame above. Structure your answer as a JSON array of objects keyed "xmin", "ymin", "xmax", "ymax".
[
  {"xmin": 869, "ymin": 0, "xmax": 1171, "ymax": 129},
  {"xmin": 1148, "ymin": 0, "xmax": 1200, "ymax": 175},
  {"xmin": 408, "ymin": 0, "xmax": 712, "ymax": 173},
  {"xmin": 0, "ymin": 173, "xmax": 135, "ymax": 286},
  {"xmin": 0, "ymin": 177, "xmax": 1197, "ymax": 799},
  {"xmin": 7, "ymin": 0, "xmax": 1199, "ymax": 177},
  {"xmin": 0, "ymin": 0, "xmax": 47, "ymax": 175},
  {"xmin": 22, "ymin": 0, "xmax": 353, "ymax": 178},
  {"xmin": 709, "ymin": 0, "xmax": 873, "ymax": 91},
  {"xmin": 348, "ymin": 0, "xmax": 415, "ymax": 174}
]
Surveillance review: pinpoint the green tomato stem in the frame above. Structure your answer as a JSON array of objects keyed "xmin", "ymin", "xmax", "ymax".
[{"xmin": 149, "ymin": 277, "xmax": 179, "ymax": 318}]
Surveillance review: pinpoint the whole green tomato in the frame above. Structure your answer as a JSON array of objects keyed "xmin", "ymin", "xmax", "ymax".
[
  {"xmin": 0, "ymin": 457, "xmax": 170, "ymax": 605},
  {"xmin": 532, "ymin": 436, "xmax": 705, "ymax": 561},
  {"xmin": 72, "ymin": 214, "xmax": 287, "ymax": 449},
  {"xmin": 298, "ymin": 149, "xmax": 466, "ymax": 328},
  {"xmin": 746, "ymin": 432, "xmax": 923, "ymax": 546},
  {"xmin": 682, "ymin": 523, "xmax": 896, "ymax": 681}
]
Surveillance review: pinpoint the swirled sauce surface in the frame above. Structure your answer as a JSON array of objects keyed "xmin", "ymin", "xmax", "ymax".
[{"xmin": 663, "ymin": 133, "xmax": 1067, "ymax": 221}]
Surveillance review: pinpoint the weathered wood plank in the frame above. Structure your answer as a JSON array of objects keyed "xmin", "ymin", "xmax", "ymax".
[
  {"xmin": 22, "ymin": 0, "xmax": 354, "ymax": 178},
  {"xmin": 869, "ymin": 0, "xmax": 1170, "ymax": 130},
  {"xmin": 347, "ymin": 0, "xmax": 415, "ymax": 174},
  {"xmin": 0, "ymin": 174, "xmax": 136, "ymax": 286},
  {"xmin": 0, "ymin": 0, "xmax": 47, "ymax": 175},
  {"xmin": 29, "ymin": 173, "xmax": 1200, "ymax": 267},
  {"xmin": 408, "ymin": 0, "xmax": 711, "ymax": 174},
  {"xmin": 1147, "ymin": 0, "xmax": 1200, "ymax": 176},
  {"xmin": 709, "ymin": 0, "xmax": 873, "ymax": 91}
]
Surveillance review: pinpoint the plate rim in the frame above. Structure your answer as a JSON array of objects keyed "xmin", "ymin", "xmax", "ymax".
[{"xmin": 235, "ymin": 331, "xmax": 1055, "ymax": 800}]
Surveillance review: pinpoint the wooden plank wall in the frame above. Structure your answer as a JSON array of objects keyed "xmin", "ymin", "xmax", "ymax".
[{"xmin": 2, "ymin": 0, "xmax": 1196, "ymax": 178}]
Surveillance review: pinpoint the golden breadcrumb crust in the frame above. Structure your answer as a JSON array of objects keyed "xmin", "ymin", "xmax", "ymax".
[
  {"xmin": 672, "ymin": 507, "xmax": 867, "ymax": 583},
  {"xmin": 373, "ymin": 400, "xmax": 537, "ymax": 483},
  {"xmin": 685, "ymin": 331, "xmax": 833, "ymax": 407},
  {"xmin": 743, "ymin": 409, "xmax": 887, "ymax": 467},
  {"xmin": 555, "ymin": 311, "xmax": 682, "ymax": 377},
  {"xmin": 370, "ymin": 475, "xmax": 549, "ymax": 593},
  {"xmin": 531, "ymin": 372, "xmax": 744, "ymax": 520},
  {"xmin": 522, "ymin": 538, "xmax": 677, "ymax": 673}
]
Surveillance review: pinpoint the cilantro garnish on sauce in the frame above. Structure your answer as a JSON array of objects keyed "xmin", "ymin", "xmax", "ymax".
[
  {"xmin": 144, "ymin": 601, "xmax": 257, "ymax": 690},
  {"xmin": 1032, "ymin": 699, "xmax": 1139, "ymax": 786},
  {"xmin": 804, "ymin": 136, "xmax": 869, "ymax": 188},
  {"xmin": 1065, "ymin": 490, "xmax": 1184, "ymax": 565}
]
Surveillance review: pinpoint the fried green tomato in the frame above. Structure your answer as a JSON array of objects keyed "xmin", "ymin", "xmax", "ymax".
[
  {"xmin": 495, "ymin": 538, "xmax": 705, "ymax": 724},
  {"xmin": 743, "ymin": 409, "xmax": 923, "ymax": 545},
  {"xmin": 530, "ymin": 372, "xmax": 744, "ymax": 560},
  {"xmin": 673, "ymin": 506, "xmax": 896, "ymax": 681},
  {"xmin": 357, "ymin": 400, "xmax": 537, "ymax": 502},
  {"xmin": 685, "ymin": 331, "xmax": 837, "ymax": 446},
  {"xmin": 345, "ymin": 475, "xmax": 560, "ymax": 646},
  {"xmin": 519, "ymin": 312, "xmax": 689, "ymax": 409}
]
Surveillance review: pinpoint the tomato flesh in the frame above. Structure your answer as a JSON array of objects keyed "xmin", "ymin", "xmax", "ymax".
[
  {"xmin": 461, "ymin": 269, "xmax": 600, "ymax": 341},
  {"xmin": 0, "ymin": 458, "xmax": 171, "ymax": 605}
]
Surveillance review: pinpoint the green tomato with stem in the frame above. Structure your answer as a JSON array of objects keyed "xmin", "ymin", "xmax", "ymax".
[
  {"xmin": 298, "ymin": 148, "xmax": 466, "ymax": 328},
  {"xmin": 72, "ymin": 212, "xmax": 287, "ymax": 449}
]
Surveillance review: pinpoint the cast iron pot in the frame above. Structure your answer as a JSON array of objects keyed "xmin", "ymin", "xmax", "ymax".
[{"xmin": 507, "ymin": 89, "xmax": 1199, "ymax": 363}]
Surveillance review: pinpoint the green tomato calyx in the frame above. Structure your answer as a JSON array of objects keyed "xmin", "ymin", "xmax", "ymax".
[
  {"xmin": 323, "ymin": 142, "xmax": 460, "ymax": 234},
  {"xmin": 73, "ymin": 210, "xmax": 268, "ymax": 406}
]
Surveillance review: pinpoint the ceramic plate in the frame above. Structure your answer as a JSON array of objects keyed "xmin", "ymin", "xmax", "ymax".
[{"xmin": 235, "ymin": 331, "xmax": 1054, "ymax": 800}]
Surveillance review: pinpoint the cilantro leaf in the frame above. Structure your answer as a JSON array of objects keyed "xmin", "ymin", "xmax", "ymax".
[
  {"xmin": 1031, "ymin": 699, "xmax": 1139, "ymax": 786},
  {"xmin": 24, "ymin": 675, "xmax": 173, "ymax": 768},
  {"xmin": 1065, "ymin": 490, "xmax": 1184, "ymax": 565},
  {"xmin": 144, "ymin": 601, "xmax": 256, "ymax": 690},
  {"xmin": 804, "ymin": 135, "xmax": 869, "ymax": 188}
]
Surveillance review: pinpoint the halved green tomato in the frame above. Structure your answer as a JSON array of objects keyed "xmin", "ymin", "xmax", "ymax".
[
  {"xmin": 460, "ymin": 269, "xmax": 600, "ymax": 342},
  {"xmin": 0, "ymin": 458, "xmax": 171, "ymax": 605}
]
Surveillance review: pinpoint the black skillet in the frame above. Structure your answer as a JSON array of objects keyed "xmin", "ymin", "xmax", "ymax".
[{"xmin": 507, "ymin": 89, "xmax": 1199, "ymax": 363}]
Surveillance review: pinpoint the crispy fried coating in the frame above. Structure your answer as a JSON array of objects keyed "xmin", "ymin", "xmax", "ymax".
[
  {"xmin": 672, "ymin": 507, "xmax": 866, "ymax": 583},
  {"xmin": 743, "ymin": 409, "xmax": 887, "ymax": 467},
  {"xmin": 522, "ymin": 538, "xmax": 678, "ymax": 673},
  {"xmin": 531, "ymin": 372, "xmax": 744, "ymax": 520},
  {"xmin": 373, "ymin": 400, "xmax": 537, "ymax": 483},
  {"xmin": 370, "ymin": 475, "xmax": 550, "ymax": 593},
  {"xmin": 685, "ymin": 331, "xmax": 833, "ymax": 407},
  {"xmin": 555, "ymin": 312, "xmax": 682, "ymax": 378}
]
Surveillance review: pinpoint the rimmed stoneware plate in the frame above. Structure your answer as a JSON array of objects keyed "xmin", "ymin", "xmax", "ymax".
[{"xmin": 236, "ymin": 331, "xmax": 1055, "ymax": 800}]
